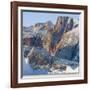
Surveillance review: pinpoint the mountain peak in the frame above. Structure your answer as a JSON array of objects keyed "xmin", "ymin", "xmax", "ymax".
[{"xmin": 44, "ymin": 21, "xmax": 54, "ymax": 31}]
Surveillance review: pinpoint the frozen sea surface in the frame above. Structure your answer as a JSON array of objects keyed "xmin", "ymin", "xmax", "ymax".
[
  {"xmin": 23, "ymin": 58, "xmax": 48, "ymax": 75},
  {"xmin": 22, "ymin": 58, "xmax": 79, "ymax": 76}
]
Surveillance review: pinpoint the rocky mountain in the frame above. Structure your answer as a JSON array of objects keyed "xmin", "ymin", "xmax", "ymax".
[
  {"xmin": 44, "ymin": 21, "xmax": 54, "ymax": 31},
  {"xmin": 55, "ymin": 26, "xmax": 79, "ymax": 54},
  {"xmin": 23, "ymin": 16, "xmax": 79, "ymax": 73},
  {"xmin": 23, "ymin": 26, "xmax": 33, "ymax": 32}
]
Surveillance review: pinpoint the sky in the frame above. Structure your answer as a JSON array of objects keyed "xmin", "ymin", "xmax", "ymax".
[{"xmin": 22, "ymin": 11, "xmax": 80, "ymax": 27}]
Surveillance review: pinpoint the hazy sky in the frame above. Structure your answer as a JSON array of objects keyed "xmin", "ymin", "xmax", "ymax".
[{"xmin": 22, "ymin": 11, "xmax": 80, "ymax": 27}]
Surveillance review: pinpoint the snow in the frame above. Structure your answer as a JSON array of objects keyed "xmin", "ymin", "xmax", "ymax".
[
  {"xmin": 48, "ymin": 66, "xmax": 79, "ymax": 74},
  {"xmin": 24, "ymin": 57, "xmax": 29, "ymax": 64}
]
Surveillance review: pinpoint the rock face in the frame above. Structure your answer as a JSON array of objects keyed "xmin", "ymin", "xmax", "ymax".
[
  {"xmin": 43, "ymin": 16, "xmax": 78, "ymax": 56},
  {"xmin": 55, "ymin": 27, "xmax": 79, "ymax": 52},
  {"xmin": 44, "ymin": 21, "xmax": 54, "ymax": 31},
  {"xmin": 54, "ymin": 16, "xmax": 68, "ymax": 32},
  {"xmin": 23, "ymin": 16, "xmax": 79, "ymax": 73},
  {"xmin": 50, "ymin": 16, "xmax": 69, "ymax": 53}
]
